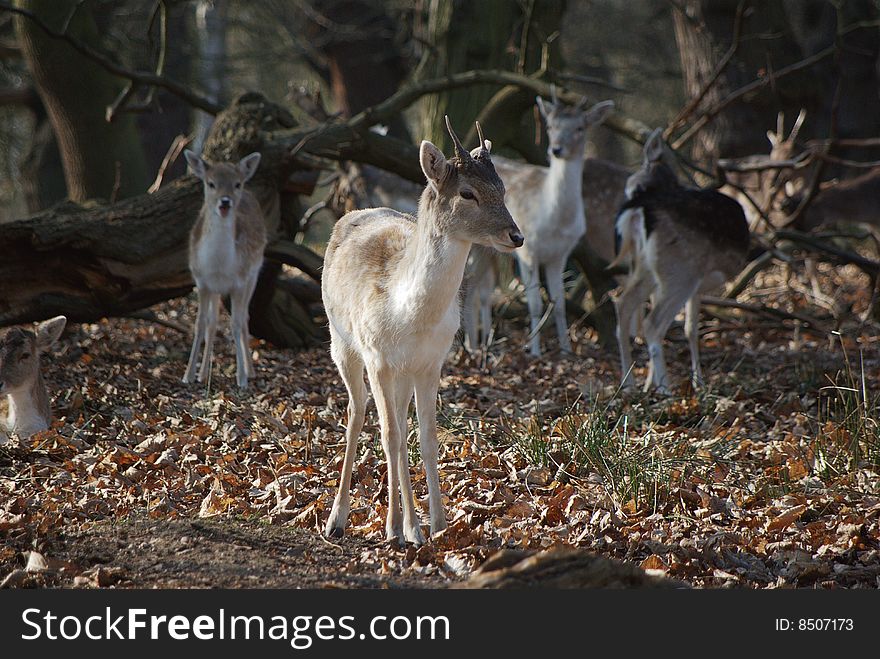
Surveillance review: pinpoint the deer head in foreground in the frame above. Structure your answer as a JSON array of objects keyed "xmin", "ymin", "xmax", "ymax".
[
  {"xmin": 612, "ymin": 129, "xmax": 749, "ymax": 393},
  {"xmin": 183, "ymin": 150, "xmax": 267, "ymax": 390},
  {"xmin": 321, "ymin": 117, "xmax": 520, "ymax": 546},
  {"xmin": 0, "ymin": 316, "xmax": 67, "ymax": 437}
]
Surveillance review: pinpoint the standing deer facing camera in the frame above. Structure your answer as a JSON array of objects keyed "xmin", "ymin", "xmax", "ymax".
[
  {"xmin": 183, "ymin": 150, "xmax": 267, "ymax": 390},
  {"xmin": 611, "ymin": 130, "xmax": 749, "ymax": 393},
  {"xmin": 322, "ymin": 118, "xmax": 522, "ymax": 545},
  {"xmin": 475, "ymin": 93, "xmax": 615, "ymax": 356},
  {"xmin": 0, "ymin": 316, "xmax": 67, "ymax": 437}
]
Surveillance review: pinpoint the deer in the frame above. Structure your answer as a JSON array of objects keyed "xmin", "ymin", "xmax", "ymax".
[
  {"xmin": 321, "ymin": 117, "xmax": 522, "ymax": 546},
  {"xmin": 0, "ymin": 316, "xmax": 67, "ymax": 437},
  {"xmin": 182, "ymin": 150, "xmax": 267, "ymax": 390},
  {"xmin": 611, "ymin": 129, "xmax": 750, "ymax": 393},
  {"xmin": 471, "ymin": 93, "xmax": 615, "ymax": 356},
  {"xmin": 719, "ymin": 109, "xmax": 808, "ymax": 230}
]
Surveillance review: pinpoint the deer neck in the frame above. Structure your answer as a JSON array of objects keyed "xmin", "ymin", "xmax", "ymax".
[
  {"xmin": 6, "ymin": 371, "xmax": 50, "ymax": 436},
  {"xmin": 544, "ymin": 155, "xmax": 585, "ymax": 225},
  {"xmin": 393, "ymin": 190, "xmax": 472, "ymax": 327}
]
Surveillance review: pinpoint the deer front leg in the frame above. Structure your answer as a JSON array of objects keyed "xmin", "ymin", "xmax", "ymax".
[
  {"xmin": 545, "ymin": 258, "xmax": 572, "ymax": 354},
  {"xmin": 415, "ymin": 372, "xmax": 446, "ymax": 535},
  {"xmin": 183, "ymin": 287, "xmax": 209, "ymax": 384},
  {"xmin": 462, "ymin": 280, "xmax": 480, "ymax": 354},
  {"xmin": 520, "ymin": 259, "xmax": 543, "ymax": 357},
  {"xmin": 325, "ymin": 341, "xmax": 367, "ymax": 539},
  {"xmin": 197, "ymin": 292, "xmax": 221, "ymax": 383},
  {"xmin": 394, "ymin": 378, "xmax": 424, "ymax": 546},
  {"xmin": 368, "ymin": 367, "xmax": 404, "ymax": 545},
  {"xmin": 230, "ymin": 286, "xmax": 251, "ymax": 390}
]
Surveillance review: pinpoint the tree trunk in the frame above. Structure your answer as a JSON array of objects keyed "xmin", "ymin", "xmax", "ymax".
[
  {"xmin": 191, "ymin": 0, "xmax": 228, "ymax": 153},
  {"xmin": 13, "ymin": 0, "xmax": 150, "ymax": 202},
  {"xmin": 308, "ymin": 0, "xmax": 412, "ymax": 141},
  {"xmin": 418, "ymin": 0, "xmax": 565, "ymax": 151},
  {"xmin": 672, "ymin": 0, "xmax": 814, "ymax": 162}
]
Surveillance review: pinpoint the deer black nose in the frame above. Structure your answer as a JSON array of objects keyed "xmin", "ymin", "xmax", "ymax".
[
  {"xmin": 552, "ymin": 147, "xmax": 563, "ymax": 158},
  {"xmin": 219, "ymin": 197, "xmax": 232, "ymax": 208},
  {"xmin": 509, "ymin": 230, "xmax": 524, "ymax": 248}
]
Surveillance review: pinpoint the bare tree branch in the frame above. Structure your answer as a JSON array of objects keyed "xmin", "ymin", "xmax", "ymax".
[{"xmin": 0, "ymin": 0, "xmax": 221, "ymax": 115}]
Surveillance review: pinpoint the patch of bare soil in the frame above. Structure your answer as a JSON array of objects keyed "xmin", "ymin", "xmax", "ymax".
[{"xmin": 19, "ymin": 517, "xmax": 445, "ymax": 589}]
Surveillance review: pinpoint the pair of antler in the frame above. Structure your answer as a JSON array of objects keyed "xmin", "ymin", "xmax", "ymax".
[{"xmin": 445, "ymin": 115, "xmax": 490, "ymax": 160}]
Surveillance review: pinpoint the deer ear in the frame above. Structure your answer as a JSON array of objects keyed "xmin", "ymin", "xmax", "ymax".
[
  {"xmin": 584, "ymin": 100, "xmax": 615, "ymax": 126},
  {"xmin": 420, "ymin": 140, "xmax": 448, "ymax": 191},
  {"xmin": 644, "ymin": 129, "xmax": 665, "ymax": 162},
  {"xmin": 238, "ymin": 152, "xmax": 261, "ymax": 182},
  {"xmin": 184, "ymin": 150, "xmax": 207, "ymax": 180},
  {"xmin": 35, "ymin": 316, "xmax": 66, "ymax": 351},
  {"xmin": 536, "ymin": 96, "xmax": 553, "ymax": 119}
]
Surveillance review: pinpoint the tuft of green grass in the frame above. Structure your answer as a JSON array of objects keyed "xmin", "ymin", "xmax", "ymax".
[
  {"xmin": 813, "ymin": 336, "xmax": 880, "ymax": 478},
  {"xmin": 499, "ymin": 394, "xmax": 721, "ymax": 514},
  {"xmin": 500, "ymin": 413, "xmax": 550, "ymax": 468}
]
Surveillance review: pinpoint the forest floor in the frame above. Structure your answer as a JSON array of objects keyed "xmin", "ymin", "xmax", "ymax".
[{"xmin": 1, "ymin": 259, "xmax": 879, "ymax": 589}]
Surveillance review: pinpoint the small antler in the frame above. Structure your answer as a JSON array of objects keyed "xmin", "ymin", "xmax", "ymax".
[
  {"xmin": 445, "ymin": 115, "xmax": 469, "ymax": 160},
  {"xmin": 550, "ymin": 83, "xmax": 559, "ymax": 106},
  {"xmin": 475, "ymin": 121, "xmax": 487, "ymax": 151},
  {"xmin": 788, "ymin": 109, "xmax": 806, "ymax": 144}
]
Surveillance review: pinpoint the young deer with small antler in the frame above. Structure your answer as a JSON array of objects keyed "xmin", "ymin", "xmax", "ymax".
[
  {"xmin": 473, "ymin": 93, "xmax": 614, "ymax": 356},
  {"xmin": 183, "ymin": 150, "xmax": 266, "ymax": 390},
  {"xmin": 612, "ymin": 130, "xmax": 749, "ymax": 393},
  {"xmin": 0, "ymin": 316, "xmax": 67, "ymax": 437},
  {"xmin": 720, "ymin": 109, "xmax": 807, "ymax": 228},
  {"xmin": 322, "ymin": 118, "xmax": 522, "ymax": 545}
]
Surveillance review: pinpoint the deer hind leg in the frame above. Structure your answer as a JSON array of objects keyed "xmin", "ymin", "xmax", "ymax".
[
  {"xmin": 520, "ymin": 259, "xmax": 544, "ymax": 357},
  {"xmin": 393, "ymin": 377, "xmax": 424, "ymax": 545},
  {"xmin": 613, "ymin": 269, "xmax": 653, "ymax": 390},
  {"xmin": 545, "ymin": 257, "xmax": 572, "ymax": 354},
  {"xmin": 197, "ymin": 292, "xmax": 222, "ymax": 383},
  {"xmin": 367, "ymin": 366, "xmax": 404, "ymax": 544},
  {"xmin": 684, "ymin": 294, "xmax": 704, "ymax": 388},
  {"xmin": 183, "ymin": 287, "xmax": 210, "ymax": 384},
  {"xmin": 325, "ymin": 338, "xmax": 367, "ymax": 539},
  {"xmin": 414, "ymin": 369, "xmax": 446, "ymax": 535},
  {"xmin": 642, "ymin": 277, "xmax": 701, "ymax": 394}
]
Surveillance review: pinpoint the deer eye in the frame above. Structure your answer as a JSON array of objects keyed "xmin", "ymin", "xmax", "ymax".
[
  {"xmin": 208, "ymin": 181, "xmax": 216, "ymax": 189},
  {"xmin": 460, "ymin": 190, "xmax": 476, "ymax": 201},
  {"xmin": 235, "ymin": 182, "xmax": 242, "ymax": 189},
  {"xmin": 19, "ymin": 352, "xmax": 31, "ymax": 361}
]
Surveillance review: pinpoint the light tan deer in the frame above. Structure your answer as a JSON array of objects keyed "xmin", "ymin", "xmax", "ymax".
[
  {"xmin": 322, "ymin": 118, "xmax": 522, "ymax": 546},
  {"xmin": 612, "ymin": 130, "xmax": 749, "ymax": 393},
  {"xmin": 183, "ymin": 150, "xmax": 267, "ymax": 390},
  {"xmin": 719, "ymin": 109, "xmax": 807, "ymax": 229},
  {"xmin": 479, "ymin": 94, "xmax": 615, "ymax": 356},
  {"xmin": 0, "ymin": 316, "xmax": 67, "ymax": 437}
]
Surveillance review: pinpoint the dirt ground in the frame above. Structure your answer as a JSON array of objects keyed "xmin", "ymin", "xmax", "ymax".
[{"xmin": 1, "ymin": 257, "xmax": 879, "ymax": 589}]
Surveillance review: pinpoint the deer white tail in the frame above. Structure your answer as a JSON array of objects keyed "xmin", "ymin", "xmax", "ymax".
[{"xmin": 608, "ymin": 206, "xmax": 646, "ymax": 270}]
